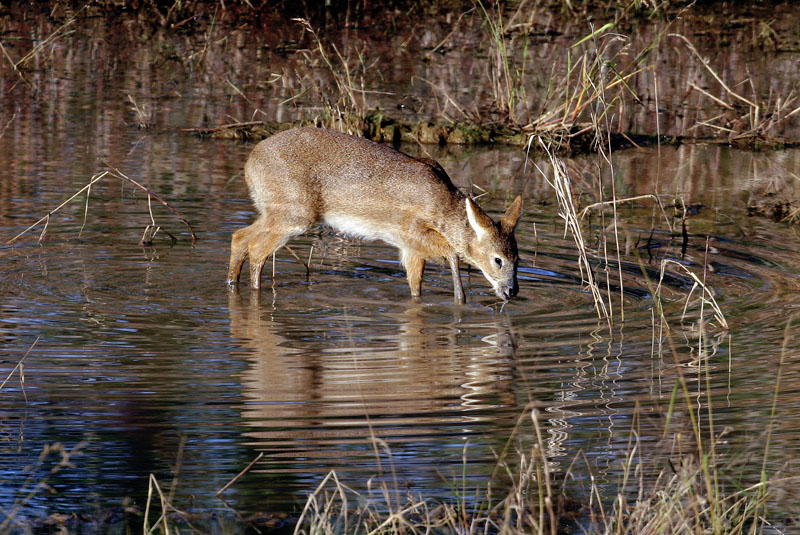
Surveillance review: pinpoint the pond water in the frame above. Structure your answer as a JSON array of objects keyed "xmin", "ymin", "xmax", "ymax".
[{"xmin": 2, "ymin": 3, "xmax": 800, "ymax": 533}]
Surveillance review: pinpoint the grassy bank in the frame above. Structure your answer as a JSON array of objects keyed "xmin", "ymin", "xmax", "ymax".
[{"xmin": 182, "ymin": 0, "xmax": 800, "ymax": 152}]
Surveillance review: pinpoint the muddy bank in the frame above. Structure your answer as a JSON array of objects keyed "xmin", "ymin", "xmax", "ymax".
[
  {"xmin": 182, "ymin": 114, "xmax": 656, "ymax": 151},
  {"xmin": 183, "ymin": 113, "xmax": 800, "ymax": 154}
]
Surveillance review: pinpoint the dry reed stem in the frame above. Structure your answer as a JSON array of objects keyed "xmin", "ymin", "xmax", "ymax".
[
  {"xmin": 144, "ymin": 474, "xmax": 170, "ymax": 535},
  {"xmin": 534, "ymin": 137, "xmax": 609, "ymax": 321},
  {"xmin": 12, "ymin": 3, "xmax": 90, "ymax": 71},
  {"xmin": 531, "ymin": 409, "xmax": 557, "ymax": 535},
  {"xmin": 579, "ymin": 194, "xmax": 674, "ymax": 234},
  {"xmin": 127, "ymin": 95, "xmax": 152, "ymax": 129},
  {"xmin": 532, "ymin": 58, "xmax": 651, "ymax": 133},
  {"xmin": 688, "ymin": 82, "xmax": 735, "ymax": 111},
  {"xmin": 6, "ymin": 171, "xmax": 109, "ymax": 245},
  {"xmin": 669, "ymin": 33, "xmax": 757, "ymax": 109},
  {"xmin": 656, "ymin": 259, "xmax": 728, "ymax": 330},
  {"xmin": 144, "ymin": 473, "xmax": 200, "ymax": 535},
  {"xmin": 0, "ymin": 337, "xmax": 39, "ymax": 408},
  {"xmin": 427, "ymin": 7, "xmax": 476, "ymax": 56},
  {"xmin": 294, "ymin": 470, "xmax": 353, "ymax": 535},
  {"xmin": 0, "ymin": 39, "xmax": 16, "ymax": 71},
  {"xmin": 0, "ymin": 112, "xmax": 16, "ymax": 140},
  {"xmin": 215, "ymin": 452, "xmax": 264, "ymax": 496},
  {"xmin": 781, "ymin": 204, "xmax": 800, "ymax": 224},
  {"xmin": 292, "ymin": 17, "xmax": 371, "ymax": 133}
]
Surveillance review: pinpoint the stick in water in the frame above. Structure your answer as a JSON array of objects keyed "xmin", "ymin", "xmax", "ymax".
[{"xmin": 215, "ymin": 452, "xmax": 264, "ymax": 496}]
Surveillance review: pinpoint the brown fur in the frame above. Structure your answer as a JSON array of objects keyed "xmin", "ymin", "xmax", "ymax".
[{"xmin": 228, "ymin": 127, "xmax": 523, "ymax": 303}]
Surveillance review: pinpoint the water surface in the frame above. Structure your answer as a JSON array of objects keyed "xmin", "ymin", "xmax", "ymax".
[{"xmin": 2, "ymin": 4, "xmax": 800, "ymax": 532}]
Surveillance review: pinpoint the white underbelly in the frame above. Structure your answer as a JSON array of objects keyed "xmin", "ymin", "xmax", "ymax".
[{"xmin": 323, "ymin": 213, "xmax": 405, "ymax": 249}]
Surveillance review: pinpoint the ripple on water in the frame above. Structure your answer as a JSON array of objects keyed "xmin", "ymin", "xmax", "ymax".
[{"xmin": 3, "ymin": 144, "xmax": 800, "ymax": 523}]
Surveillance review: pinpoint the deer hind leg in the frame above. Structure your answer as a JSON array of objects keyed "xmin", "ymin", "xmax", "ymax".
[
  {"xmin": 227, "ymin": 217, "xmax": 297, "ymax": 290},
  {"xmin": 248, "ymin": 230, "xmax": 292, "ymax": 290},
  {"xmin": 248, "ymin": 213, "xmax": 315, "ymax": 290},
  {"xmin": 227, "ymin": 225, "xmax": 253, "ymax": 288},
  {"xmin": 401, "ymin": 250, "xmax": 426, "ymax": 297}
]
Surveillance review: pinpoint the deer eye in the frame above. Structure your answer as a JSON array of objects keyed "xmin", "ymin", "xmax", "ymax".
[{"xmin": 494, "ymin": 257, "xmax": 503, "ymax": 267}]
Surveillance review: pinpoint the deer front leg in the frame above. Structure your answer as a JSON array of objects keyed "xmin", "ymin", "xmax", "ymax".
[{"xmin": 448, "ymin": 254, "xmax": 465, "ymax": 304}]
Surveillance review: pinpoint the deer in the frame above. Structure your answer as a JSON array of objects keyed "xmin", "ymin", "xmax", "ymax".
[{"xmin": 227, "ymin": 127, "xmax": 523, "ymax": 304}]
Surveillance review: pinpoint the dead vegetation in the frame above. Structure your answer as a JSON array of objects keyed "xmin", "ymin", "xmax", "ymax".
[
  {"xmin": 3, "ymin": 1, "xmax": 800, "ymax": 151},
  {"xmin": 5, "ymin": 167, "xmax": 197, "ymax": 247}
]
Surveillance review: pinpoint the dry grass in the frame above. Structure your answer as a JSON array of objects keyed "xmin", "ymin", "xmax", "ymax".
[
  {"xmin": 533, "ymin": 137, "xmax": 610, "ymax": 322},
  {"xmin": 281, "ymin": 315, "xmax": 793, "ymax": 535},
  {"xmin": 0, "ymin": 439, "xmax": 87, "ymax": 533},
  {"xmin": 670, "ymin": 32, "xmax": 800, "ymax": 144},
  {"xmin": 132, "ymin": 309, "xmax": 794, "ymax": 535},
  {"xmin": 288, "ymin": 18, "xmax": 373, "ymax": 135}
]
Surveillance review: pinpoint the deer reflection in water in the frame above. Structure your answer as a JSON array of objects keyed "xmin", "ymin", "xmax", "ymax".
[{"xmin": 227, "ymin": 290, "xmax": 518, "ymax": 475}]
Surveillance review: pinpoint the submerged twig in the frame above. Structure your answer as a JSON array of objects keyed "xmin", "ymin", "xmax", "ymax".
[{"xmin": 106, "ymin": 165, "xmax": 197, "ymax": 245}]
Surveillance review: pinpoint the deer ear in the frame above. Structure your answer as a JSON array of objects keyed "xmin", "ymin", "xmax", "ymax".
[
  {"xmin": 466, "ymin": 197, "xmax": 493, "ymax": 240},
  {"xmin": 500, "ymin": 195, "xmax": 523, "ymax": 234}
]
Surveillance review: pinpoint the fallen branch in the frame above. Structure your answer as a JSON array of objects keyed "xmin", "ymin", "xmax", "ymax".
[
  {"xmin": 105, "ymin": 165, "xmax": 197, "ymax": 245},
  {"xmin": 6, "ymin": 167, "xmax": 197, "ymax": 246},
  {"xmin": 7, "ymin": 171, "xmax": 110, "ymax": 245}
]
